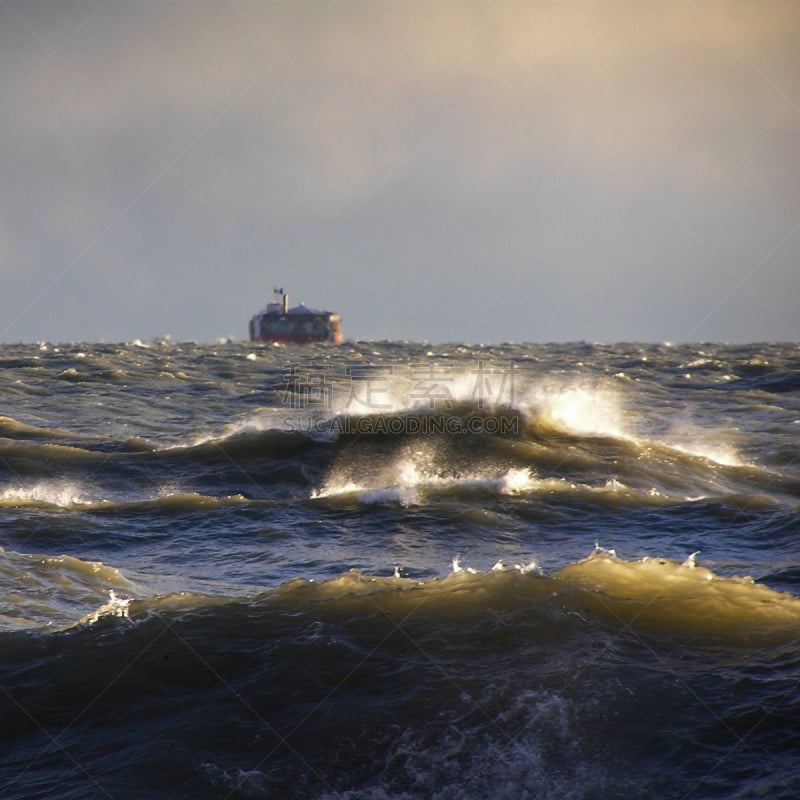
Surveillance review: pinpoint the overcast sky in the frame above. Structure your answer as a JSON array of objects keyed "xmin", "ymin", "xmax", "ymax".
[{"xmin": 1, "ymin": 0, "xmax": 798, "ymax": 344}]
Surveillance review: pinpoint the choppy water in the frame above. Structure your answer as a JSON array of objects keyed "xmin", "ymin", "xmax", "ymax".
[{"xmin": 1, "ymin": 340, "xmax": 799, "ymax": 799}]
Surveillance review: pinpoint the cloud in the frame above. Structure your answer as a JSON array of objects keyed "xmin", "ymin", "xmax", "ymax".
[{"xmin": 0, "ymin": 0, "xmax": 798, "ymax": 342}]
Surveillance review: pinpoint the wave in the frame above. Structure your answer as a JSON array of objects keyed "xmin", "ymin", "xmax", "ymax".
[
  {"xmin": 289, "ymin": 400, "xmax": 788, "ymax": 508},
  {"xmin": 0, "ymin": 415, "xmax": 78, "ymax": 439},
  {"xmin": 0, "ymin": 548, "xmax": 137, "ymax": 631},
  {"xmin": 251, "ymin": 551, "xmax": 800, "ymax": 646},
  {"xmin": 5, "ymin": 546, "xmax": 798, "ymax": 645},
  {"xmin": 104, "ymin": 491, "xmax": 250, "ymax": 514},
  {"xmin": 0, "ymin": 480, "xmax": 94, "ymax": 509},
  {"xmin": 309, "ymin": 462, "xmax": 716, "ymax": 509},
  {"xmin": 553, "ymin": 549, "xmax": 800, "ymax": 644},
  {"xmin": 0, "ymin": 480, "xmax": 250, "ymax": 513},
  {"xmin": 2, "ymin": 372, "xmax": 794, "ymax": 509},
  {"xmin": 2, "ymin": 410, "xmax": 781, "ymax": 511},
  {"xmin": 0, "ymin": 461, "xmax": 642, "ymax": 512},
  {"xmin": 311, "ymin": 464, "xmax": 542, "ymax": 505}
]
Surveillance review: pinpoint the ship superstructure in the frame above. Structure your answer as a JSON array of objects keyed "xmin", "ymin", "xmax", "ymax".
[{"xmin": 249, "ymin": 289, "xmax": 343, "ymax": 344}]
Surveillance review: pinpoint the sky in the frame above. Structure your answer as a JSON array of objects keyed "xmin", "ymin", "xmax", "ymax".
[{"xmin": 0, "ymin": 0, "xmax": 798, "ymax": 345}]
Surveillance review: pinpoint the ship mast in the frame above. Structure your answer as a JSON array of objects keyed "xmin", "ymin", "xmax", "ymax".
[{"xmin": 273, "ymin": 286, "xmax": 289, "ymax": 315}]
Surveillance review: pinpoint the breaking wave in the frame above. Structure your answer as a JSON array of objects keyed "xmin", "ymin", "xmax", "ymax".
[{"xmin": 4, "ymin": 545, "xmax": 798, "ymax": 646}]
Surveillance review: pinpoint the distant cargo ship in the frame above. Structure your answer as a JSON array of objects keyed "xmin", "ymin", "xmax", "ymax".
[{"xmin": 249, "ymin": 288, "xmax": 343, "ymax": 344}]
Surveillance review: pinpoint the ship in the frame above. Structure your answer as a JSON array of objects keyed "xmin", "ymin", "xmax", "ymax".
[{"xmin": 248, "ymin": 288, "xmax": 343, "ymax": 344}]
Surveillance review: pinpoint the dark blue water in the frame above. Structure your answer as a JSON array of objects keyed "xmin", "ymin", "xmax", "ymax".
[{"xmin": 1, "ymin": 340, "xmax": 799, "ymax": 798}]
